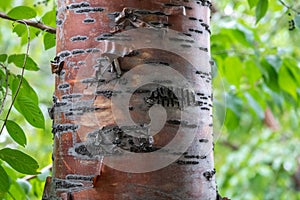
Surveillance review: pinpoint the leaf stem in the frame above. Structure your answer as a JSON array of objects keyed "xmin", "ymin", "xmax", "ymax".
[
  {"xmin": 0, "ymin": 20, "xmax": 30, "ymax": 136},
  {"xmin": 278, "ymin": 0, "xmax": 300, "ymax": 14},
  {"xmin": 0, "ymin": 11, "xmax": 56, "ymax": 34}
]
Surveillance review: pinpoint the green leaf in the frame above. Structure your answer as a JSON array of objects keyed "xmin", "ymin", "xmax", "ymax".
[
  {"xmin": 0, "ymin": 165, "xmax": 10, "ymax": 193},
  {"xmin": 8, "ymin": 54, "xmax": 39, "ymax": 71},
  {"xmin": 0, "ymin": 0, "xmax": 12, "ymax": 11},
  {"xmin": 223, "ymin": 56, "xmax": 243, "ymax": 87},
  {"xmin": 7, "ymin": 6, "xmax": 37, "ymax": 19},
  {"xmin": 12, "ymin": 24, "xmax": 26, "ymax": 37},
  {"xmin": 42, "ymin": 9, "xmax": 56, "ymax": 27},
  {"xmin": 248, "ymin": 0, "xmax": 259, "ymax": 9},
  {"xmin": 260, "ymin": 58, "xmax": 280, "ymax": 92},
  {"xmin": 225, "ymin": 92, "xmax": 243, "ymax": 116},
  {"xmin": 43, "ymin": 32, "xmax": 56, "ymax": 50},
  {"xmin": 224, "ymin": 108, "xmax": 240, "ymax": 130},
  {"xmin": 244, "ymin": 59, "xmax": 262, "ymax": 86},
  {"xmin": 7, "ymin": 72, "xmax": 16, "ymax": 90},
  {"xmin": 12, "ymin": 24, "xmax": 41, "ymax": 45},
  {"xmin": 14, "ymin": 95, "xmax": 45, "ymax": 129},
  {"xmin": 282, "ymin": 58, "xmax": 300, "ymax": 84},
  {"xmin": 0, "ymin": 54, "xmax": 7, "ymax": 63},
  {"xmin": 256, "ymin": 0, "xmax": 268, "ymax": 24},
  {"xmin": 0, "ymin": 69, "xmax": 5, "ymax": 88},
  {"xmin": 244, "ymin": 92, "xmax": 264, "ymax": 119},
  {"xmin": 11, "ymin": 76, "xmax": 38, "ymax": 104},
  {"xmin": 8, "ymin": 180, "xmax": 26, "ymax": 200},
  {"xmin": 230, "ymin": 28, "xmax": 251, "ymax": 47},
  {"xmin": 22, "ymin": 27, "xmax": 41, "ymax": 45},
  {"xmin": 5, "ymin": 120, "xmax": 27, "ymax": 147},
  {"xmin": 278, "ymin": 58, "xmax": 300, "ymax": 100},
  {"xmin": 0, "ymin": 148, "xmax": 39, "ymax": 175},
  {"xmin": 265, "ymin": 55, "xmax": 282, "ymax": 73},
  {"xmin": 11, "ymin": 76, "xmax": 44, "ymax": 128}
]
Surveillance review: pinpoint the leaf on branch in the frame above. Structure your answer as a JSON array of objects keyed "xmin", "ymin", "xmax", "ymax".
[
  {"xmin": 0, "ymin": 54, "xmax": 7, "ymax": 63},
  {"xmin": 0, "ymin": 165, "xmax": 10, "ymax": 193},
  {"xmin": 8, "ymin": 54, "xmax": 39, "ymax": 71},
  {"xmin": 12, "ymin": 24, "xmax": 41, "ymax": 44},
  {"xmin": 12, "ymin": 24, "xmax": 26, "ymax": 37},
  {"xmin": 223, "ymin": 56, "xmax": 243, "ymax": 87},
  {"xmin": 11, "ymin": 76, "xmax": 38, "ymax": 104},
  {"xmin": 43, "ymin": 32, "xmax": 56, "ymax": 50},
  {"xmin": 14, "ymin": 95, "xmax": 45, "ymax": 129},
  {"xmin": 6, "ymin": 120, "xmax": 27, "ymax": 147},
  {"xmin": 7, "ymin": 6, "xmax": 37, "ymax": 19},
  {"xmin": 278, "ymin": 58, "xmax": 300, "ymax": 101},
  {"xmin": 8, "ymin": 74, "xmax": 44, "ymax": 128},
  {"xmin": 0, "ymin": 148, "xmax": 39, "ymax": 175},
  {"xmin": 256, "ymin": 0, "xmax": 268, "ymax": 24},
  {"xmin": 247, "ymin": 0, "xmax": 259, "ymax": 9},
  {"xmin": 244, "ymin": 92, "xmax": 264, "ymax": 119},
  {"xmin": 42, "ymin": 9, "xmax": 56, "ymax": 27}
]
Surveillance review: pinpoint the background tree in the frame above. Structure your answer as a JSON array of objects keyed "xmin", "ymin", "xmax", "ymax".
[{"xmin": 212, "ymin": 0, "xmax": 300, "ymax": 199}]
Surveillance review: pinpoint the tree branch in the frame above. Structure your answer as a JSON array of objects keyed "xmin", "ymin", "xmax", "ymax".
[
  {"xmin": 0, "ymin": 12, "xmax": 56, "ymax": 34},
  {"xmin": 22, "ymin": 164, "xmax": 52, "ymax": 181},
  {"xmin": 278, "ymin": 0, "xmax": 300, "ymax": 14}
]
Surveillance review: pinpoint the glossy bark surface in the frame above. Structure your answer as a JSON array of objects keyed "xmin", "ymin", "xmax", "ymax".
[{"xmin": 43, "ymin": 0, "xmax": 215, "ymax": 199}]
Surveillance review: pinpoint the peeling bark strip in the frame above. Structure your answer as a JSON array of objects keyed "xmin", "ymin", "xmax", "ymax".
[{"xmin": 44, "ymin": 0, "xmax": 215, "ymax": 199}]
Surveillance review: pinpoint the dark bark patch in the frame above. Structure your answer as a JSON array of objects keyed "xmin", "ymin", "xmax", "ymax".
[
  {"xmin": 54, "ymin": 179, "xmax": 83, "ymax": 189},
  {"xmin": 66, "ymin": 2, "xmax": 90, "ymax": 10},
  {"xmin": 58, "ymin": 83, "xmax": 70, "ymax": 90},
  {"xmin": 176, "ymin": 160, "xmax": 199, "ymax": 165},
  {"xmin": 203, "ymin": 169, "xmax": 216, "ymax": 181},
  {"xmin": 83, "ymin": 18, "xmax": 95, "ymax": 23},
  {"xmin": 70, "ymin": 35, "xmax": 88, "ymax": 42},
  {"xmin": 75, "ymin": 7, "xmax": 104, "ymax": 14},
  {"xmin": 199, "ymin": 138, "xmax": 209, "ymax": 143}
]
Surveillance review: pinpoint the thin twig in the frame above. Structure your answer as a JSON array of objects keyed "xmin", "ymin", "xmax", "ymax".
[
  {"xmin": 278, "ymin": 0, "xmax": 300, "ymax": 14},
  {"xmin": 0, "ymin": 20, "xmax": 30, "ymax": 135},
  {"xmin": 22, "ymin": 164, "xmax": 52, "ymax": 181},
  {"xmin": 0, "ymin": 64, "xmax": 9, "ymax": 115},
  {"xmin": 0, "ymin": 11, "xmax": 56, "ymax": 34}
]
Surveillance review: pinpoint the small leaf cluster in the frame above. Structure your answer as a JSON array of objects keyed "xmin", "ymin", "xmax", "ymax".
[
  {"xmin": 248, "ymin": 0, "xmax": 300, "ymax": 29},
  {"xmin": 0, "ymin": 54, "xmax": 43, "ymax": 199},
  {"xmin": 0, "ymin": 1, "xmax": 56, "ymax": 199},
  {"xmin": 6, "ymin": 4, "xmax": 56, "ymax": 49}
]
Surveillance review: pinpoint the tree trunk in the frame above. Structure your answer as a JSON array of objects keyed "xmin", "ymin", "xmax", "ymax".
[{"xmin": 43, "ymin": 0, "xmax": 215, "ymax": 199}]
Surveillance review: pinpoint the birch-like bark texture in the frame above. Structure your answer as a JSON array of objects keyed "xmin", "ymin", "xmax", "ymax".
[{"xmin": 43, "ymin": 0, "xmax": 215, "ymax": 199}]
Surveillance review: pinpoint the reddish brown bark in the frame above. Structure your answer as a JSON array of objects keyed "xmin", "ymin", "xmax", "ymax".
[{"xmin": 44, "ymin": 0, "xmax": 215, "ymax": 199}]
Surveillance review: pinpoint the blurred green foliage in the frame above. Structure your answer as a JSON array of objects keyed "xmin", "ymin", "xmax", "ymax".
[
  {"xmin": 212, "ymin": 0, "xmax": 300, "ymax": 199},
  {"xmin": 0, "ymin": 0, "xmax": 300, "ymax": 199}
]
